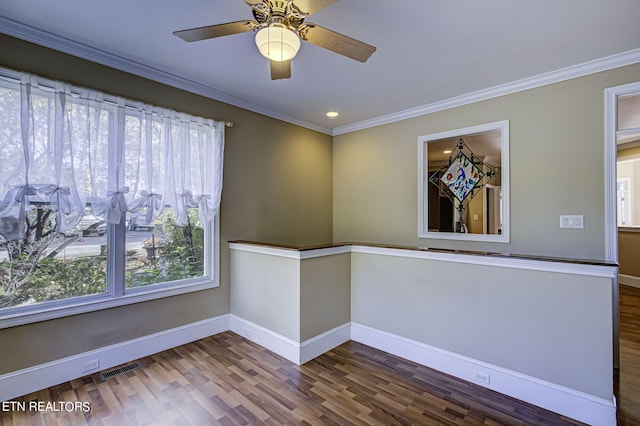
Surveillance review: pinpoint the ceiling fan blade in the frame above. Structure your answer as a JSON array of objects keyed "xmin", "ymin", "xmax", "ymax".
[
  {"xmin": 299, "ymin": 24, "xmax": 376, "ymax": 62},
  {"xmin": 270, "ymin": 60, "xmax": 291, "ymax": 80},
  {"xmin": 292, "ymin": 0, "xmax": 337, "ymax": 16},
  {"xmin": 173, "ymin": 21, "xmax": 256, "ymax": 42}
]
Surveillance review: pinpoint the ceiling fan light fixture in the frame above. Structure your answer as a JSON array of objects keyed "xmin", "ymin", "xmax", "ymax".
[{"xmin": 255, "ymin": 25, "xmax": 301, "ymax": 62}]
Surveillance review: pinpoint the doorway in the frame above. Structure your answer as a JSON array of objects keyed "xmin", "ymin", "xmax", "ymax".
[
  {"xmin": 605, "ymin": 81, "xmax": 640, "ymax": 264},
  {"xmin": 614, "ymin": 90, "xmax": 640, "ymax": 287},
  {"xmin": 605, "ymin": 81, "xmax": 640, "ymax": 370}
]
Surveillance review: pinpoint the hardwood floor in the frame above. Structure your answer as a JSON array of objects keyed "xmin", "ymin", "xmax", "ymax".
[
  {"xmin": 1, "ymin": 333, "xmax": 587, "ymax": 426},
  {"xmin": 4, "ymin": 286, "xmax": 640, "ymax": 425},
  {"xmin": 616, "ymin": 284, "xmax": 640, "ymax": 425}
]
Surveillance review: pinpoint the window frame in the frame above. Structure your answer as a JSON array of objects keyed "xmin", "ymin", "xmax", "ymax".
[
  {"xmin": 0, "ymin": 69, "xmax": 222, "ymax": 330},
  {"xmin": 0, "ymin": 213, "xmax": 219, "ymax": 329}
]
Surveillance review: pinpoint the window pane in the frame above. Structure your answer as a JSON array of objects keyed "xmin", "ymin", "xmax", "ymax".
[
  {"xmin": 0, "ymin": 206, "xmax": 107, "ymax": 309},
  {"xmin": 125, "ymin": 207, "xmax": 205, "ymax": 288},
  {"xmin": 617, "ymin": 158, "xmax": 640, "ymax": 227},
  {"xmin": 0, "ymin": 86, "xmax": 23, "ymax": 181}
]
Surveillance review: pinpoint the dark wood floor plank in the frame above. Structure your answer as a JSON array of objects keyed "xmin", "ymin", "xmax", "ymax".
[
  {"xmin": 0, "ymin": 334, "xmax": 587, "ymax": 426},
  {"xmin": 7, "ymin": 286, "xmax": 640, "ymax": 425},
  {"xmin": 617, "ymin": 284, "xmax": 640, "ymax": 425}
]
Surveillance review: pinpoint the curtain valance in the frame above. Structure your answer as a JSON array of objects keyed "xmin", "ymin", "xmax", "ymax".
[{"xmin": 0, "ymin": 69, "xmax": 225, "ymax": 241}]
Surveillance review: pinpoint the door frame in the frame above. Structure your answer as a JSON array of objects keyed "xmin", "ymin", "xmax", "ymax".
[
  {"xmin": 604, "ymin": 80, "xmax": 640, "ymax": 369},
  {"xmin": 605, "ymin": 81, "xmax": 640, "ymax": 261}
]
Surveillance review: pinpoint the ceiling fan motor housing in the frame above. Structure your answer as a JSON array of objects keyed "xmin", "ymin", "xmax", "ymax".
[
  {"xmin": 251, "ymin": 0, "xmax": 307, "ymax": 29},
  {"xmin": 173, "ymin": 0, "xmax": 375, "ymax": 79}
]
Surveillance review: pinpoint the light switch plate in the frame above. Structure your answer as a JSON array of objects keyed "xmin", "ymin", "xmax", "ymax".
[{"xmin": 560, "ymin": 215, "xmax": 584, "ymax": 229}]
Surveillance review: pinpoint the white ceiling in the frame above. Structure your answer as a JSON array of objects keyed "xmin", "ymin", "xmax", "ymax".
[{"xmin": 1, "ymin": 0, "xmax": 640, "ymax": 135}]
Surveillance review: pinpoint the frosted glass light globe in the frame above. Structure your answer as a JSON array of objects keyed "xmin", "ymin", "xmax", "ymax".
[{"xmin": 255, "ymin": 26, "xmax": 301, "ymax": 62}]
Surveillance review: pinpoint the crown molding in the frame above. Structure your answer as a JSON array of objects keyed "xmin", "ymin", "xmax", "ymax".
[
  {"xmin": 0, "ymin": 17, "xmax": 333, "ymax": 135},
  {"xmin": 332, "ymin": 48, "xmax": 640, "ymax": 136},
  {"xmin": 2, "ymin": 16, "xmax": 638, "ymax": 137}
]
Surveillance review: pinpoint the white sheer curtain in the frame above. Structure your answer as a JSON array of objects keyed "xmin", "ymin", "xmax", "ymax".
[
  {"xmin": 123, "ymin": 108, "xmax": 225, "ymax": 227},
  {"xmin": 0, "ymin": 69, "xmax": 224, "ymax": 241}
]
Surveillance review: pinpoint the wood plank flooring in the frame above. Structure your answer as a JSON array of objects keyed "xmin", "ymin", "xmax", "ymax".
[
  {"xmin": 5, "ymin": 285, "xmax": 640, "ymax": 425},
  {"xmin": 1, "ymin": 334, "xmax": 586, "ymax": 425},
  {"xmin": 616, "ymin": 284, "xmax": 640, "ymax": 425}
]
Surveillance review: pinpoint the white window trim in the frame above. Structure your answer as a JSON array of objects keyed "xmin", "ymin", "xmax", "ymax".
[
  {"xmin": 618, "ymin": 226, "xmax": 640, "ymax": 232},
  {"xmin": 0, "ymin": 215, "xmax": 219, "ymax": 329}
]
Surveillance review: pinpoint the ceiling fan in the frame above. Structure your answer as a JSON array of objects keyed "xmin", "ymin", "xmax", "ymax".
[{"xmin": 173, "ymin": 0, "xmax": 376, "ymax": 80}]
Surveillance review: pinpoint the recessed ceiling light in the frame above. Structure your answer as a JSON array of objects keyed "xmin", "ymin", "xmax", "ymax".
[{"xmin": 326, "ymin": 111, "xmax": 339, "ymax": 118}]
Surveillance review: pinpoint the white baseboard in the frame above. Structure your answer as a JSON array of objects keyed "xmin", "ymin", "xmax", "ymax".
[
  {"xmin": 351, "ymin": 322, "xmax": 616, "ymax": 426},
  {"xmin": 0, "ymin": 314, "xmax": 230, "ymax": 402},
  {"xmin": 300, "ymin": 324, "xmax": 351, "ymax": 364},
  {"xmin": 0, "ymin": 313, "xmax": 348, "ymax": 403},
  {"xmin": 229, "ymin": 315, "xmax": 350, "ymax": 365},
  {"xmin": 229, "ymin": 315, "xmax": 300, "ymax": 363},
  {"xmin": 0, "ymin": 316, "xmax": 617, "ymax": 425},
  {"xmin": 620, "ymin": 274, "xmax": 640, "ymax": 288}
]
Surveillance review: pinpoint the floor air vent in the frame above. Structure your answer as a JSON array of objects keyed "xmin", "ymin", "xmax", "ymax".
[{"xmin": 99, "ymin": 362, "xmax": 141, "ymax": 381}]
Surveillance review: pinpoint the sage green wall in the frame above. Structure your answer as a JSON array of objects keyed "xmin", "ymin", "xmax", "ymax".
[
  {"xmin": 300, "ymin": 254, "xmax": 351, "ymax": 341},
  {"xmin": 350, "ymin": 252, "xmax": 614, "ymax": 399},
  {"xmin": 0, "ymin": 35, "xmax": 333, "ymax": 374},
  {"xmin": 229, "ymin": 249, "xmax": 351, "ymax": 342},
  {"xmin": 230, "ymin": 250, "xmax": 301, "ymax": 340},
  {"xmin": 333, "ymin": 64, "xmax": 640, "ymax": 260}
]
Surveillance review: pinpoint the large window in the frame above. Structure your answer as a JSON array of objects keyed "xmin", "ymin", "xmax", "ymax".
[{"xmin": 0, "ymin": 68, "xmax": 224, "ymax": 327}]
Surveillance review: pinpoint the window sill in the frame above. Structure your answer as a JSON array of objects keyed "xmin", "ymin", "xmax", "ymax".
[
  {"xmin": 618, "ymin": 226, "xmax": 640, "ymax": 233},
  {"xmin": 0, "ymin": 279, "xmax": 218, "ymax": 330}
]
